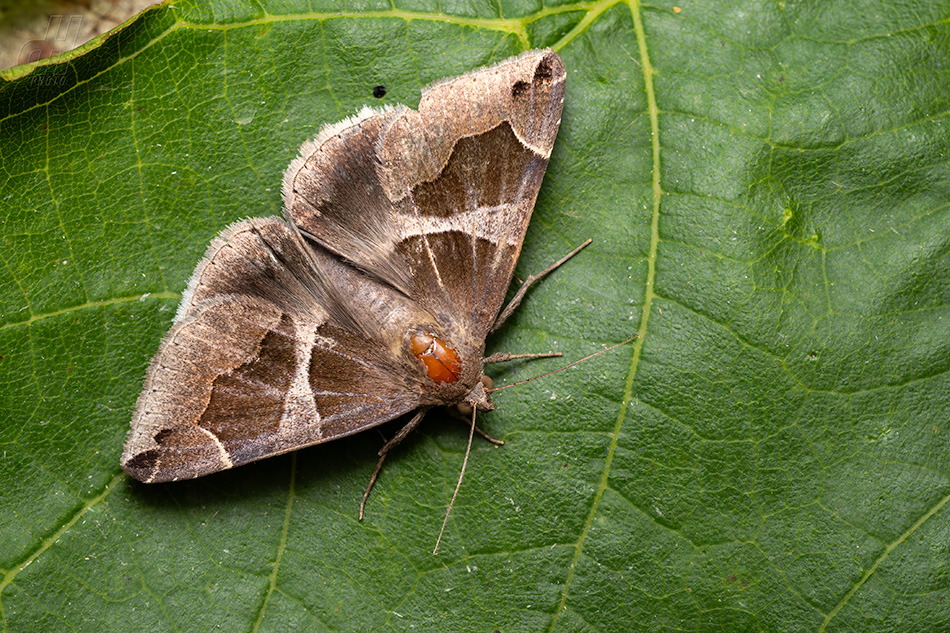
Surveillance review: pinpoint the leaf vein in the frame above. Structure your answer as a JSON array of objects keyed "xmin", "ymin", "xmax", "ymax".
[{"xmin": 548, "ymin": 0, "xmax": 659, "ymax": 628}]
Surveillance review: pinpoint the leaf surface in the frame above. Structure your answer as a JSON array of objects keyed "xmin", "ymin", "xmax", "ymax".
[{"xmin": 1, "ymin": 1, "xmax": 949, "ymax": 631}]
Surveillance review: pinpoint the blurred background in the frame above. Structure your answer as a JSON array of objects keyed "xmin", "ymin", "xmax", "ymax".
[{"xmin": 0, "ymin": 0, "xmax": 157, "ymax": 70}]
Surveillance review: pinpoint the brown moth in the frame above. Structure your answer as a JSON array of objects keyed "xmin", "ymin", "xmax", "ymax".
[{"xmin": 121, "ymin": 50, "xmax": 569, "ymax": 503}]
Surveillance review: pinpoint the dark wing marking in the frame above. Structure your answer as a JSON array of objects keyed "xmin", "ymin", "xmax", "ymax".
[
  {"xmin": 283, "ymin": 50, "xmax": 566, "ymax": 341},
  {"xmin": 122, "ymin": 218, "xmax": 424, "ymax": 483}
]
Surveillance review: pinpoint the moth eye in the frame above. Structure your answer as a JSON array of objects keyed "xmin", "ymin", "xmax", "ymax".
[{"xmin": 409, "ymin": 332, "xmax": 462, "ymax": 384}]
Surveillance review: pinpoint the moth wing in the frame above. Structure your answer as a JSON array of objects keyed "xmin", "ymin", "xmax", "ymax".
[
  {"xmin": 122, "ymin": 217, "xmax": 426, "ymax": 483},
  {"xmin": 283, "ymin": 49, "xmax": 566, "ymax": 341}
]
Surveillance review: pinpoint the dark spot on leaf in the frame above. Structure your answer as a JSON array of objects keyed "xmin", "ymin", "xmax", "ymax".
[
  {"xmin": 778, "ymin": 75, "xmax": 785, "ymax": 82},
  {"xmin": 724, "ymin": 575, "xmax": 738, "ymax": 583},
  {"xmin": 808, "ymin": 352, "xmax": 818, "ymax": 360},
  {"xmin": 372, "ymin": 85, "xmax": 387, "ymax": 98}
]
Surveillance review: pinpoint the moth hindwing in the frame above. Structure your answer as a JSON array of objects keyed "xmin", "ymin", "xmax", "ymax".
[{"xmin": 122, "ymin": 49, "xmax": 567, "ymax": 486}]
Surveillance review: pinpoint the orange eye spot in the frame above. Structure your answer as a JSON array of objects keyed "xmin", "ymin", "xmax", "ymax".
[{"xmin": 410, "ymin": 333, "xmax": 461, "ymax": 384}]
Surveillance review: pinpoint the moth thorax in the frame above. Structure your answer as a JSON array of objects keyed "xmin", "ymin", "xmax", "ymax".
[{"xmin": 410, "ymin": 332, "xmax": 462, "ymax": 384}]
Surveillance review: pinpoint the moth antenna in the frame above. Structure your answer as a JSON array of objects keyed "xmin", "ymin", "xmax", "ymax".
[
  {"xmin": 433, "ymin": 406, "xmax": 477, "ymax": 555},
  {"xmin": 490, "ymin": 335, "xmax": 638, "ymax": 393}
]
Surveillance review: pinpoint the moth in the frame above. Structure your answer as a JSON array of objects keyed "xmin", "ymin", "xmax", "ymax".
[{"xmin": 122, "ymin": 49, "xmax": 574, "ymax": 523}]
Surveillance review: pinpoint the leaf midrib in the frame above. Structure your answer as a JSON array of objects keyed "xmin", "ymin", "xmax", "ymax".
[{"xmin": 547, "ymin": 0, "xmax": 661, "ymax": 628}]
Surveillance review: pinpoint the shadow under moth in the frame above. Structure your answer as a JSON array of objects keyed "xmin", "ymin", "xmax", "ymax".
[{"xmin": 121, "ymin": 49, "xmax": 582, "ymax": 550}]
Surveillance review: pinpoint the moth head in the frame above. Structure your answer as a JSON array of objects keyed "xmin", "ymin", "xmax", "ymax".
[{"xmin": 453, "ymin": 375, "xmax": 494, "ymax": 417}]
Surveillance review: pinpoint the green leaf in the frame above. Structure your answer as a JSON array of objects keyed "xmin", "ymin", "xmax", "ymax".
[{"xmin": 2, "ymin": 0, "xmax": 949, "ymax": 631}]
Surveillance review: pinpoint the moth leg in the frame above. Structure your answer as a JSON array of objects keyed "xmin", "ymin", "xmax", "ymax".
[
  {"xmin": 449, "ymin": 414, "xmax": 504, "ymax": 445},
  {"xmin": 359, "ymin": 408, "xmax": 428, "ymax": 520},
  {"xmin": 491, "ymin": 239, "xmax": 593, "ymax": 332},
  {"xmin": 483, "ymin": 351, "xmax": 562, "ymax": 364},
  {"xmin": 471, "ymin": 423, "xmax": 504, "ymax": 445}
]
